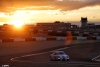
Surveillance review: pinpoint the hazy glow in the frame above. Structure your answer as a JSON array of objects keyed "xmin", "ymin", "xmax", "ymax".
[
  {"xmin": 65, "ymin": 32, "xmax": 72, "ymax": 46},
  {"xmin": 0, "ymin": 13, "xmax": 6, "ymax": 17},
  {"xmin": 0, "ymin": 5, "xmax": 100, "ymax": 25},
  {"xmin": 11, "ymin": 19, "xmax": 24, "ymax": 28},
  {"xmin": 57, "ymin": 0, "xmax": 63, "ymax": 1}
]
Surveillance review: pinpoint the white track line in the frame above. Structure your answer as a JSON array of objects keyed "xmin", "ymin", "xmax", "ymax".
[
  {"xmin": 11, "ymin": 47, "xmax": 71, "ymax": 61},
  {"xmin": 92, "ymin": 55, "xmax": 100, "ymax": 62},
  {"xmin": 11, "ymin": 44, "xmax": 86, "ymax": 61}
]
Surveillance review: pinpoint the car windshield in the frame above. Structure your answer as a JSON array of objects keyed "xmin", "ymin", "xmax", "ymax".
[
  {"xmin": 59, "ymin": 52, "xmax": 65, "ymax": 55},
  {"xmin": 0, "ymin": 0, "xmax": 100, "ymax": 67}
]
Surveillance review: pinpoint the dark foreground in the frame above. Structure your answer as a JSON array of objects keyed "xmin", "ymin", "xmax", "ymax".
[{"xmin": 0, "ymin": 42, "xmax": 100, "ymax": 67}]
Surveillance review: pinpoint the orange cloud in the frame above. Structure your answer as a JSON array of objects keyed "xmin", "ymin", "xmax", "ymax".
[{"xmin": 0, "ymin": 0, "xmax": 100, "ymax": 12}]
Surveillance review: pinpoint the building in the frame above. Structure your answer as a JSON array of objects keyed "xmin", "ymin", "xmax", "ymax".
[
  {"xmin": 81, "ymin": 17, "xmax": 88, "ymax": 28},
  {"xmin": 81, "ymin": 17, "xmax": 100, "ymax": 32},
  {"xmin": 36, "ymin": 21, "xmax": 71, "ymax": 29},
  {"xmin": 81, "ymin": 17, "xmax": 96, "ymax": 28},
  {"xmin": 85, "ymin": 23, "xmax": 95, "ymax": 28},
  {"xmin": 71, "ymin": 25, "xmax": 79, "ymax": 29}
]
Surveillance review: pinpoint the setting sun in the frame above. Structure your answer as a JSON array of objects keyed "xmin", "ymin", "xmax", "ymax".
[
  {"xmin": 10, "ymin": 10, "xmax": 27, "ymax": 28},
  {"xmin": 11, "ymin": 19, "xmax": 25, "ymax": 28}
]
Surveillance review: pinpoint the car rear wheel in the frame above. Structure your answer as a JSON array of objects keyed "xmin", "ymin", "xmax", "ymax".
[
  {"xmin": 50, "ymin": 56, "xmax": 53, "ymax": 61},
  {"xmin": 67, "ymin": 59, "xmax": 69, "ymax": 61}
]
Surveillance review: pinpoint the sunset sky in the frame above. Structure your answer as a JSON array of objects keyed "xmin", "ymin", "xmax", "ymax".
[{"xmin": 0, "ymin": 0, "xmax": 100, "ymax": 25}]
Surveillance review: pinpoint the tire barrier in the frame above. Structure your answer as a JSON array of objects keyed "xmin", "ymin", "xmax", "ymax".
[
  {"xmin": 1, "ymin": 30, "xmax": 100, "ymax": 37},
  {"xmin": 47, "ymin": 30, "xmax": 100, "ymax": 34},
  {"xmin": 0, "ymin": 36, "xmax": 100, "ymax": 43},
  {"xmin": 25, "ymin": 38, "xmax": 36, "ymax": 41},
  {"xmin": 48, "ymin": 30, "xmax": 100, "ymax": 36},
  {"xmin": 46, "ymin": 37, "xmax": 56, "ymax": 41},
  {"xmin": 2, "ymin": 39, "xmax": 14, "ymax": 42},
  {"xmin": 72, "ymin": 37, "xmax": 77, "ymax": 40}
]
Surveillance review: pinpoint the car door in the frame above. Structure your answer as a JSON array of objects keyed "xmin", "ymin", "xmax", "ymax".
[{"xmin": 51, "ymin": 52, "xmax": 57, "ymax": 60}]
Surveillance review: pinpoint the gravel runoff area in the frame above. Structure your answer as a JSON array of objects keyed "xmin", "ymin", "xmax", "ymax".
[{"xmin": 0, "ymin": 40, "xmax": 100, "ymax": 56}]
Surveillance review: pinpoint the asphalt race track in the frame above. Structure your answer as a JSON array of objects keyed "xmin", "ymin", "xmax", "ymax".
[
  {"xmin": 0, "ymin": 42, "xmax": 100, "ymax": 67},
  {"xmin": 16, "ymin": 43, "xmax": 100, "ymax": 61},
  {"xmin": 11, "ymin": 43, "xmax": 100, "ymax": 67}
]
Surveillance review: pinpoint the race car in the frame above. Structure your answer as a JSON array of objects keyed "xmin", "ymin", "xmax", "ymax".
[{"xmin": 50, "ymin": 51, "xmax": 69, "ymax": 61}]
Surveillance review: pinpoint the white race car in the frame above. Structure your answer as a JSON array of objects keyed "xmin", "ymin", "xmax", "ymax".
[{"xmin": 50, "ymin": 51, "xmax": 69, "ymax": 61}]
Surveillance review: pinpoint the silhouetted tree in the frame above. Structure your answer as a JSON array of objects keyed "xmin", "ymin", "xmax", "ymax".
[{"xmin": 54, "ymin": 21, "xmax": 61, "ymax": 23}]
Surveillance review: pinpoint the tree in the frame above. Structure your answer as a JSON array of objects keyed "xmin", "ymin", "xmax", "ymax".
[{"xmin": 54, "ymin": 21, "xmax": 61, "ymax": 23}]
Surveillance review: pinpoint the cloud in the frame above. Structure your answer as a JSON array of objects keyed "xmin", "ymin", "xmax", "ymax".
[{"xmin": 0, "ymin": 0, "xmax": 100, "ymax": 12}]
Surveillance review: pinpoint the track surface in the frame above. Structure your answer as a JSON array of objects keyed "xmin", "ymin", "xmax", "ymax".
[
  {"xmin": 15, "ymin": 43, "xmax": 100, "ymax": 61},
  {"xmin": 0, "ymin": 42, "xmax": 100, "ymax": 67},
  {"xmin": 11, "ymin": 43, "xmax": 100, "ymax": 66}
]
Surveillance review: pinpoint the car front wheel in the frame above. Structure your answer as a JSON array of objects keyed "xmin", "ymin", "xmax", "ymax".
[{"xmin": 67, "ymin": 59, "xmax": 69, "ymax": 61}]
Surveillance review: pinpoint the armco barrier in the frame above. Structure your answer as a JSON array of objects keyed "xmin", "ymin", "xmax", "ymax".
[
  {"xmin": 25, "ymin": 38, "xmax": 36, "ymax": 41},
  {"xmin": 14, "ymin": 38, "xmax": 25, "ymax": 42},
  {"xmin": 0, "ymin": 37, "xmax": 100, "ymax": 43},
  {"xmin": 36, "ymin": 37, "xmax": 46, "ymax": 41},
  {"xmin": 56, "ymin": 37, "xmax": 66, "ymax": 40},
  {"xmin": 48, "ymin": 30, "xmax": 100, "ymax": 36},
  {"xmin": 75, "ymin": 37, "xmax": 87, "ymax": 40},
  {"xmin": 84, "ymin": 32, "xmax": 89, "ymax": 34}
]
